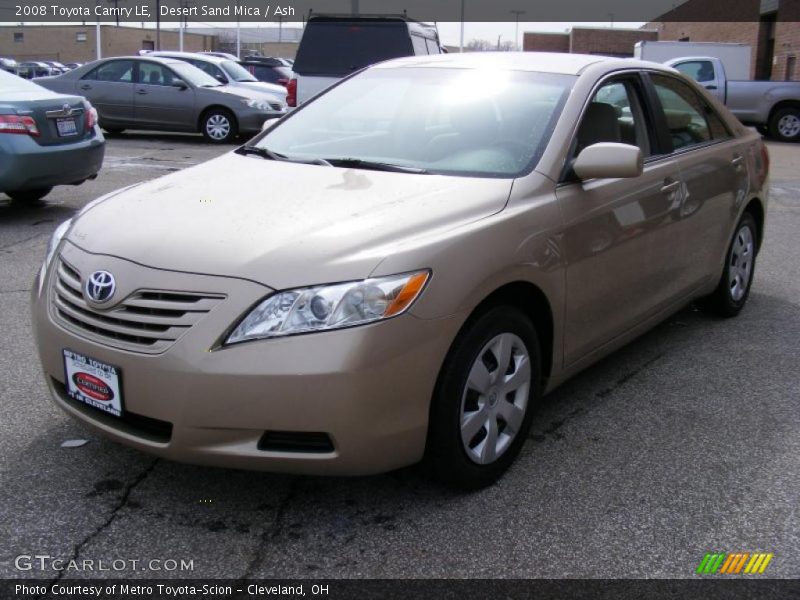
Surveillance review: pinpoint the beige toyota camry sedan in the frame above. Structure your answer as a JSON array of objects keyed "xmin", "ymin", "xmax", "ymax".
[{"xmin": 32, "ymin": 53, "xmax": 769, "ymax": 489}]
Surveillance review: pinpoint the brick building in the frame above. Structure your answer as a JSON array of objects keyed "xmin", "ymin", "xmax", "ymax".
[
  {"xmin": 646, "ymin": 0, "xmax": 799, "ymax": 81},
  {"xmin": 0, "ymin": 25, "xmax": 213, "ymax": 63},
  {"xmin": 523, "ymin": 27, "xmax": 659, "ymax": 58}
]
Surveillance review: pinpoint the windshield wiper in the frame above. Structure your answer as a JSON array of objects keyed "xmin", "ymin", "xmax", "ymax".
[
  {"xmin": 235, "ymin": 146, "xmax": 332, "ymax": 166},
  {"xmin": 324, "ymin": 158, "xmax": 429, "ymax": 174}
]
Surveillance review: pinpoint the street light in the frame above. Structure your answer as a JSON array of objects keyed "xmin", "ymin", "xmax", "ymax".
[
  {"xmin": 510, "ymin": 10, "xmax": 526, "ymax": 51},
  {"xmin": 459, "ymin": 0, "xmax": 465, "ymax": 53}
]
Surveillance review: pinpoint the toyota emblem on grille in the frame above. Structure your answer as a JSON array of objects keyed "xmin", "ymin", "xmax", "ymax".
[{"xmin": 85, "ymin": 271, "xmax": 116, "ymax": 303}]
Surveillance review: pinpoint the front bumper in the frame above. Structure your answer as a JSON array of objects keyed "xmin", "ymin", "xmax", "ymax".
[
  {"xmin": 236, "ymin": 108, "xmax": 285, "ymax": 134},
  {"xmin": 32, "ymin": 243, "xmax": 459, "ymax": 475},
  {"xmin": 0, "ymin": 129, "xmax": 104, "ymax": 192}
]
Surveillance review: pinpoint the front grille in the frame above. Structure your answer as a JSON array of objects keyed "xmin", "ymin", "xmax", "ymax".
[
  {"xmin": 258, "ymin": 431, "xmax": 335, "ymax": 454},
  {"xmin": 51, "ymin": 258, "xmax": 224, "ymax": 354},
  {"xmin": 53, "ymin": 378, "xmax": 173, "ymax": 444}
]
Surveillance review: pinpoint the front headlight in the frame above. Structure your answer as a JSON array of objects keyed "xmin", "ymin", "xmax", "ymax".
[
  {"xmin": 242, "ymin": 98, "xmax": 274, "ymax": 112},
  {"xmin": 225, "ymin": 270, "xmax": 430, "ymax": 344},
  {"xmin": 45, "ymin": 219, "xmax": 72, "ymax": 270}
]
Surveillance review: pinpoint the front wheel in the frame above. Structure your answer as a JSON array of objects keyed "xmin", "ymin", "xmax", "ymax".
[
  {"xmin": 768, "ymin": 107, "xmax": 800, "ymax": 142},
  {"xmin": 425, "ymin": 306, "xmax": 541, "ymax": 490},
  {"xmin": 201, "ymin": 109, "xmax": 238, "ymax": 143},
  {"xmin": 6, "ymin": 187, "xmax": 53, "ymax": 203},
  {"xmin": 699, "ymin": 212, "xmax": 758, "ymax": 317}
]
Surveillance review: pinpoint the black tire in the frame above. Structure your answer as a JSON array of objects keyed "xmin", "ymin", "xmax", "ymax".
[
  {"xmin": 102, "ymin": 126, "xmax": 125, "ymax": 135},
  {"xmin": 200, "ymin": 108, "xmax": 238, "ymax": 144},
  {"xmin": 425, "ymin": 306, "xmax": 541, "ymax": 490},
  {"xmin": 756, "ymin": 124, "xmax": 769, "ymax": 136},
  {"xmin": 768, "ymin": 107, "xmax": 800, "ymax": 143},
  {"xmin": 699, "ymin": 212, "xmax": 758, "ymax": 318},
  {"xmin": 7, "ymin": 187, "xmax": 53, "ymax": 203}
]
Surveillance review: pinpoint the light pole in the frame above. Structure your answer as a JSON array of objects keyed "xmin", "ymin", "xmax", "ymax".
[
  {"xmin": 459, "ymin": 0, "xmax": 465, "ymax": 53},
  {"xmin": 236, "ymin": 1, "xmax": 241, "ymax": 58},
  {"xmin": 510, "ymin": 10, "xmax": 525, "ymax": 51}
]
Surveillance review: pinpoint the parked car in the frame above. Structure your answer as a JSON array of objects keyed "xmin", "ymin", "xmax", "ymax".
[
  {"xmin": 148, "ymin": 51, "xmax": 287, "ymax": 102},
  {"xmin": 239, "ymin": 57, "xmax": 292, "ymax": 87},
  {"xmin": 64, "ymin": 62, "xmax": 84, "ymax": 70},
  {"xmin": 32, "ymin": 53, "xmax": 768, "ymax": 489},
  {"xmin": 34, "ymin": 56, "xmax": 286, "ymax": 143},
  {"xmin": 1, "ymin": 57, "xmax": 18, "ymax": 73},
  {"xmin": 667, "ymin": 56, "xmax": 800, "ymax": 142},
  {"xmin": 43, "ymin": 61, "xmax": 70, "ymax": 74},
  {"xmin": 0, "ymin": 70, "xmax": 104, "ymax": 203},
  {"xmin": 289, "ymin": 15, "xmax": 442, "ymax": 106},
  {"xmin": 16, "ymin": 61, "xmax": 59, "ymax": 79}
]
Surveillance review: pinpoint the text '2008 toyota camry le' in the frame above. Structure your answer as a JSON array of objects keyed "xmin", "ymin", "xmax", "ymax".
[{"xmin": 32, "ymin": 52, "xmax": 769, "ymax": 489}]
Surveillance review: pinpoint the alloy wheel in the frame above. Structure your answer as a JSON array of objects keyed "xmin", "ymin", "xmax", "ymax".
[
  {"xmin": 729, "ymin": 224, "xmax": 754, "ymax": 302},
  {"xmin": 777, "ymin": 114, "xmax": 800, "ymax": 139},
  {"xmin": 206, "ymin": 114, "xmax": 231, "ymax": 141}
]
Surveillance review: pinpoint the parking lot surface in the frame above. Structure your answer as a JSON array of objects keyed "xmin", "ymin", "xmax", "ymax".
[{"xmin": 1, "ymin": 133, "xmax": 798, "ymax": 579}]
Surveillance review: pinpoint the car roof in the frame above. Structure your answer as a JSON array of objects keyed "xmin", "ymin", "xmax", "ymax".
[
  {"xmin": 374, "ymin": 51, "xmax": 671, "ymax": 76},
  {"xmin": 98, "ymin": 55, "xmax": 190, "ymax": 67},
  {"xmin": 149, "ymin": 51, "xmax": 225, "ymax": 64}
]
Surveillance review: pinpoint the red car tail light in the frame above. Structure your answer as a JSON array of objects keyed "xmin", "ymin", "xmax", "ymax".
[
  {"xmin": 83, "ymin": 100, "xmax": 98, "ymax": 130},
  {"xmin": 0, "ymin": 115, "xmax": 40, "ymax": 136},
  {"xmin": 286, "ymin": 78, "xmax": 297, "ymax": 107}
]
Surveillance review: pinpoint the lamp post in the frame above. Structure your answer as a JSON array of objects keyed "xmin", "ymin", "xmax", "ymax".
[
  {"xmin": 510, "ymin": 10, "xmax": 525, "ymax": 51},
  {"xmin": 459, "ymin": 0, "xmax": 465, "ymax": 53}
]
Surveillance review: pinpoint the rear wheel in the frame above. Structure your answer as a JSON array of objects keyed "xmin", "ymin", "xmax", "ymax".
[
  {"xmin": 102, "ymin": 126, "xmax": 125, "ymax": 135},
  {"xmin": 201, "ymin": 108, "xmax": 238, "ymax": 143},
  {"xmin": 768, "ymin": 107, "xmax": 800, "ymax": 142},
  {"xmin": 425, "ymin": 306, "xmax": 541, "ymax": 490},
  {"xmin": 699, "ymin": 212, "xmax": 758, "ymax": 317},
  {"xmin": 7, "ymin": 187, "xmax": 53, "ymax": 203}
]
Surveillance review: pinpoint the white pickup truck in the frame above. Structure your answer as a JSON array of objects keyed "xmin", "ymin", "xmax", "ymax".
[{"xmin": 667, "ymin": 56, "xmax": 800, "ymax": 142}]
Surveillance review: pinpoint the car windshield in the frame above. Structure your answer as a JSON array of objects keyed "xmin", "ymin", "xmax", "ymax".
[
  {"xmin": 254, "ymin": 67, "xmax": 574, "ymax": 178},
  {"xmin": 170, "ymin": 62, "xmax": 222, "ymax": 87},
  {"xmin": 221, "ymin": 60, "xmax": 258, "ymax": 82}
]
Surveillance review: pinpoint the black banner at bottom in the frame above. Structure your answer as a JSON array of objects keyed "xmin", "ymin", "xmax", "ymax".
[{"xmin": 3, "ymin": 579, "xmax": 799, "ymax": 600}]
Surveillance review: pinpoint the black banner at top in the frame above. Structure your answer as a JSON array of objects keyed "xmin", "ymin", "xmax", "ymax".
[{"xmin": 0, "ymin": 0, "xmax": 797, "ymax": 23}]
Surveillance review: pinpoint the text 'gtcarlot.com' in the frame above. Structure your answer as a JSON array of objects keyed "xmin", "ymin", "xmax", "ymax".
[{"xmin": 14, "ymin": 554, "xmax": 194, "ymax": 572}]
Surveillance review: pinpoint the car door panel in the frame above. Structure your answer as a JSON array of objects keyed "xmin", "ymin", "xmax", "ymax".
[
  {"xmin": 79, "ymin": 60, "xmax": 134, "ymax": 125},
  {"xmin": 133, "ymin": 62, "xmax": 196, "ymax": 131}
]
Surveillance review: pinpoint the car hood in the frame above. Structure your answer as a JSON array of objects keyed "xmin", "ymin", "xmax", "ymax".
[
  {"xmin": 68, "ymin": 152, "xmax": 512, "ymax": 289},
  {"xmin": 204, "ymin": 83, "xmax": 285, "ymax": 103},
  {"xmin": 234, "ymin": 80, "xmax": 288, "ymax": 98}
]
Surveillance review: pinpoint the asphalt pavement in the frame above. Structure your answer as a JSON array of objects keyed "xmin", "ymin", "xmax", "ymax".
[{"xmin": 0, "ymin": 132, "xmax": 798, "ymax": 580}]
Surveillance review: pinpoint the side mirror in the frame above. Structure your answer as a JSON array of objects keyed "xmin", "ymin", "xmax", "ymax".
[
  {"xmin": 171, "ymin": 78, "xmax": 187, "ymax": 90},
  {"xmin": 261, "ymin": 118, "xmax": 278, "ymax": 132},
  {"xmin": 573, "ymin": 142, "xmax": 642, "ymax": 180},
  {"xmin": 215, "ymin": 74, "xmax": 227, "ymax": 84}
]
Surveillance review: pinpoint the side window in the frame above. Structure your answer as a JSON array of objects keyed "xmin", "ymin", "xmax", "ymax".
[
  {"xmin": 651, "ymin": 75, "xmax": 712, "ymax": 150},
  {"xmin": 411, "ymin": 35, "xmax": 429, "ymax": 55},
  {"xmin": 674, "ymin": 60, "xmax": 716, "ymax": 83},
  {"xmin": 576, "ymin": 79, "xmax": 651, "ymax": 157},
  {"xmin": 192, "ymin": 60, "xmax": 225, "ymax": 82},
  {"xmin": 138, "ymin": 62, "xmax": 174, "ymax": 86},
  {"xmin": 83, "ymin": 60, "xmax": 134, "ymax": 83},
  {"xmin": 255, "ymin": 66, "xmax": 279, "ymax": 84},
  {"xmin": 425, "ymin": 38, "xmax": 441, "ymax": 54},
  {"xmin": 705, "ymin": 106, "xmax": 731, "ymax": 139}
]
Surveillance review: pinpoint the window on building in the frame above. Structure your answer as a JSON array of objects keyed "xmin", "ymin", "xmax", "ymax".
[
  {"xmin": 13, "ymin": 32, "xmax": 23, "ymax": 43},
  {"xmin": 679, "ymin": 36, "xmax": 690, "ymax": 42},
  {"xmin": 141, "ymin": 40, "xmax": 155, "ymax": 51},
  {"xmin": 76, "ymin": 32, "xmax": 87, "ymax": 42}
]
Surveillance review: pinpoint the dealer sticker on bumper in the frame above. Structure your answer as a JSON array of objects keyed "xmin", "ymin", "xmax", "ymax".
[{"xmin": 63, "ymin": 349, "xmax": 123, "ymax": 417}]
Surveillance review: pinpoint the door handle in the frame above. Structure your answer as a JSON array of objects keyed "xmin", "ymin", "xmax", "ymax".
[
  {"xmin": 730, "ymin": 155, "xmax": 744, "ymax": 166},
  {"xmin": 136, "ymin": 89, "xmax": 147, "ymax": 95},
  {"xmin": 660, "ymin": 180, "xmax": 681, "ymax": 194},
  {"xmin": 705, "ymin": 84, "xmax": 718, "ymax": 90}
]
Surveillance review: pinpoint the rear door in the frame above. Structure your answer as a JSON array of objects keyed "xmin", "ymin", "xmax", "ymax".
[
  {"xmin": 557, "ymin": 74, "xmax": 686, "ymax": 365},
  {"xmin": 78, "ymin": 60, "xmax": 135, "ymax": 125},
  {"xmin": 646, "ymin": 73, "xmax": 747, "ymax": 288},
  {"xmin": 133, "ymin": 61, "xmax": 195, "ymax": 131}
]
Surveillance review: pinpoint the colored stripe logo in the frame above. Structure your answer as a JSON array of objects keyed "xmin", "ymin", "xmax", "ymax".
[{"xmin": 696, "ymin": 552, "xmax": 773, "ymax": 574}]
